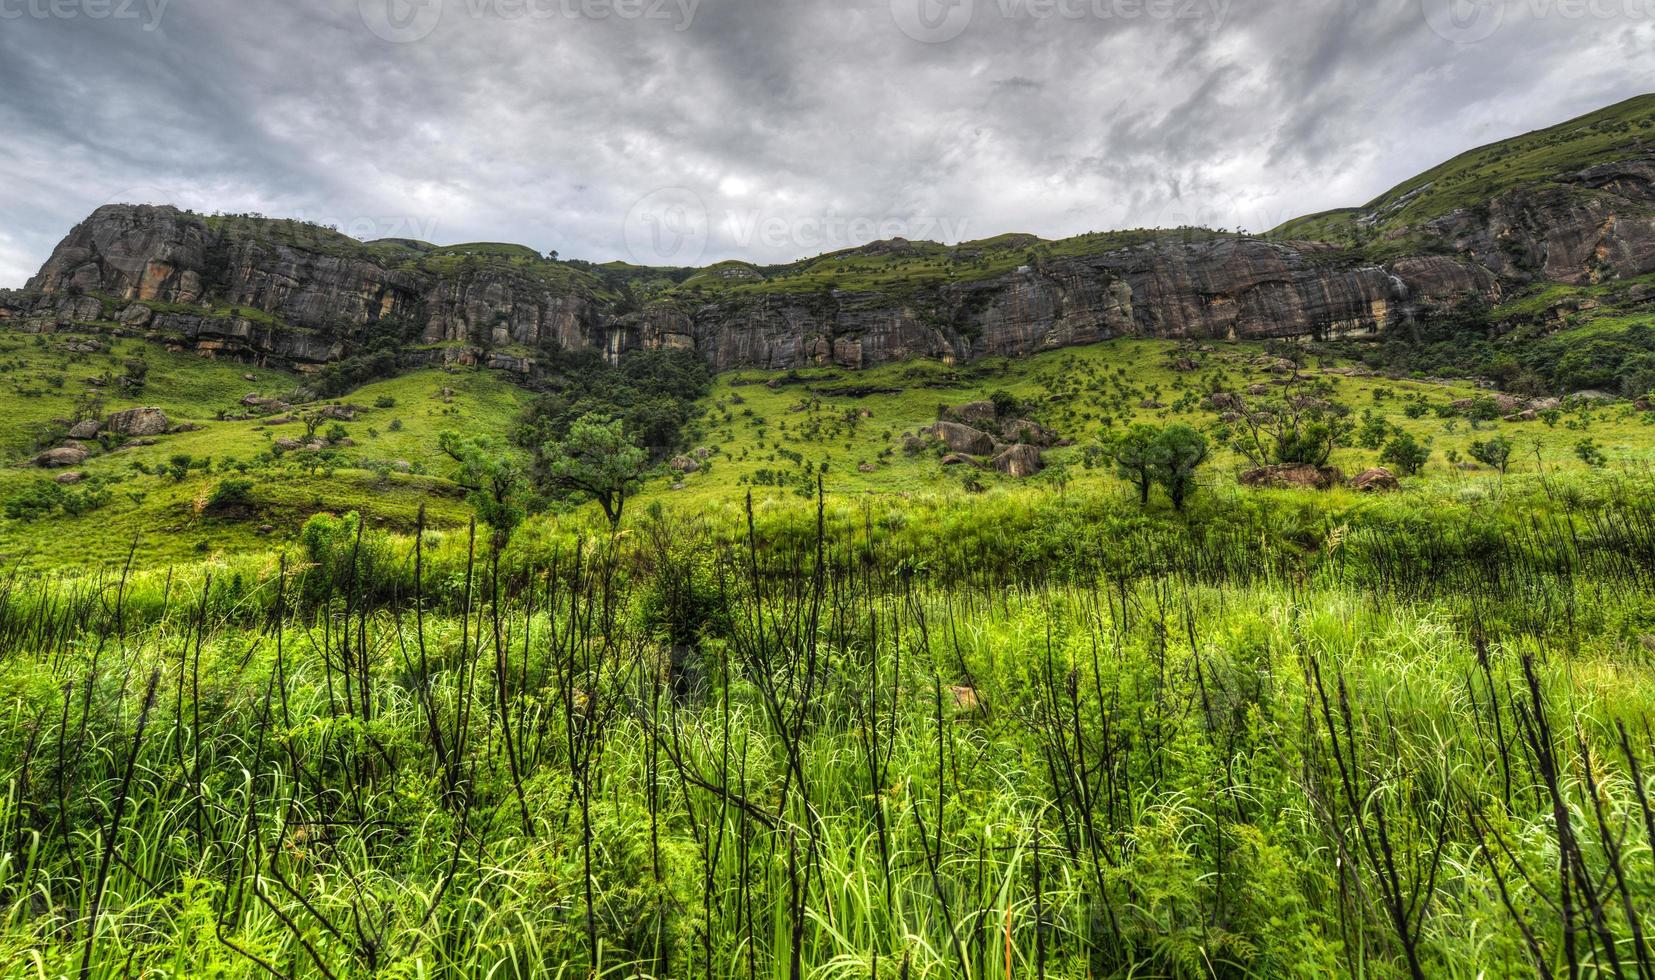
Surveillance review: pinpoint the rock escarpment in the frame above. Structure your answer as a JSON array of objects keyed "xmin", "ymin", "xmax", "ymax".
[{"xmin": 8, "ymin": 149, "xmax": 1653, "ymax": 376}]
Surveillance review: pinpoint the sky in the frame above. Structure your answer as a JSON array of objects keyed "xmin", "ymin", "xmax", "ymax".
[{"xmin": 0, "ymin": 0, "xmax": 1651, "ymax": 283}]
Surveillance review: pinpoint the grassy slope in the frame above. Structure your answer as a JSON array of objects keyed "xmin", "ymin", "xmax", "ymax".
[
  {"xmin": 5, "ymin": 327, "xmax": 1653, "ymax": 573},
  {"xmin": 1272, "ymin": 93, "xmax": 1655, "ymax": 243},
  {"xmin": 0, "ymin": 332, "xmax": 530, "ymax": 571}
]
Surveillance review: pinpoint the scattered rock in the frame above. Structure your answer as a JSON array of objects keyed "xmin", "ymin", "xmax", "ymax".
[
  {"xmin": 924, "ymin": 421, "xmax": 997, "ymax": 456},
  {"xmin": 31, "ymin": 445, "xmax": 89, "ymax": 468},
  {"xmin": 1246, "ymin": 384, "xmax": 1273, "ymax": 397},
  {"xmin": 241, "ymin": 395, "xmax": 291, "ymax": 414},
  {"xmin": 946, "ymin": 401, "xmax": 998, "ymax": 426},
  {"xmin": 948, "ymin": 685, "xmax": 983, "ymax": 716},
  {"xmin": 105, "ymin": 407, "xmax": 169, "ymax": 437},
  {"xmin": 1351, "ymin": 467, "xmax": 1401, "ymax": 493},
  {"xmin": 1209, "ymin": 392, "xmax": 1238, "ymax": 411},
  {"xmin": 1453, "ymin": 393, "xmax": 1524, "ymax": 415},
  {"xmin": 669, "ymin": 455, "xmax": 701, "ymax": 474},
  {"xmin": 857, "ymin": 463, "xmax": 877, "ymax": 473},
  {"xmin": 392, "ymin": 460, "xmax": 412, "ymax": 473},
  {"xmin": 1571, "ymin": 389, "xmax": 1618, "ymax": 403},
  {"xmin": 1527, "ymin": 397, "xmax": 1561, "ymax": 412},
  {"xmin": 118, "ymin": 304, "xmax": 153, "ymax": 327},
  {"xmin": 243, "ymin": 373, "xmax": 258, "ymax": 382},
  {"xmin": 274, "ymin": 438, "xmax": 304, "ymax": 451},
  {"xmin": 1240, "ymin": 464, "xmax": 1344, "ymax": 491},
  {"xmin": 1172, "ymin": 357, "xmax": 1198, "ymax": 372},
  {"xmin": 999, "ymin": 419, "xmax": 1056, "ymax": 447},
  {"xmin": 1140, "ymin": 399, "xmax": 1165, "ymax": 410},
  {"xmin": 1504, "ymin": 409, "xmax": 1538, "ymax": 423},
  {"xmin": 992, "ymin": 444, "xmax": 1045, "ymax": 478},
  {"xmin": 54, "ymin": 471, "xmax": 86, "ymax": 485},
  {"xmin": 318, "ymin": 404, "xmax": 356, "ymax": 421},
  {"xmin": 67, "ymin": 419, "xmax": 103, "ymax": 440},
  {"xmin": 940, "ymin": 453, "xmax": 981, "ymax": 467},
  {"xmin": 257, "ymin": 525, "xmax": 275, "ymax": 535}
]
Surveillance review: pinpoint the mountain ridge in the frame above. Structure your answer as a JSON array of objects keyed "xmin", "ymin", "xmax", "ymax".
[{"xmin": 3, "ymin": 95, "xmax": 1652, "ymax": 377}]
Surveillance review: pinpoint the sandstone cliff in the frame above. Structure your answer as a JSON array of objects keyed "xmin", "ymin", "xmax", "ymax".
[{"xmin": 8, "ymin": 150, "xmax": 1652, "ymax": 376}]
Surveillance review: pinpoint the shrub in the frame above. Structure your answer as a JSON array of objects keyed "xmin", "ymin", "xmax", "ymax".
[
  {"xmin": 1380, "ymin": 433, "xmax": 1431, "ymax": 476},
  {"xmin": 206, "ymin": 478, "xmax": 256, "ymax": 512}
]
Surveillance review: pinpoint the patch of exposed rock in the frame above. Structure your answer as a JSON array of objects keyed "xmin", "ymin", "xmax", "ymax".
[
  {"xmin": 1351, "ymin": 468, "xmax": 1401, "ymax": 493},
  {"xmin": 993, "ymin": 444, "xmax": 1045, "ymax": 478},
  {"xmin": 1240, "ymin": 464, "xmax": 1344, "ymax": 491}
]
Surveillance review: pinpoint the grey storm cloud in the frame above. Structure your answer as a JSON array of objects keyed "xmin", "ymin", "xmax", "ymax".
[{"xmin": 0, "ymin": 0, "xmax": 1652, "ymax": 284}]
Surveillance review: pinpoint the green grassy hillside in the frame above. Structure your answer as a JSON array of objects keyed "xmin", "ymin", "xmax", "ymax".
[
  {"xmin": 5, "ymin": 327, "xmax": 1652, "ymax": 573},
  {"xmin": 1272, "ymin": 93, "xmax": 1655, "ymax": 244}
]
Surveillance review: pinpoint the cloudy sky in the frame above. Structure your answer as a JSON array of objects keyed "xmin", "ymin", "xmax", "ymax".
[{"xmin": 0, "ymin": 0, "xmax": 1651, "ymax": 283}]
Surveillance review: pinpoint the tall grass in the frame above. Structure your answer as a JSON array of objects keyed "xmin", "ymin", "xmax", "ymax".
[{"xmin": 3, "ymin": 476, "xmax": 1655, "ymax": 977}]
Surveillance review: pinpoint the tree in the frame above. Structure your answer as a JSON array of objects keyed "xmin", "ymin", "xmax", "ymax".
[
  {"xmin": 1105, "ymin": 424, "xmax": 1161, "ymax": 505},
  {"xmin": 1231, "ymin": 377, "xmax": 1350, "ymax": 468},
  {"xmin": 1380, "ymin": 433, "xmax": 1431, "ymax": 476},
  {"xmin": 542, "ymin": 414, "xmax": 647, "ymax": 529},
  {"xmin": 440, "ymin": 432, "xmax": 531, "ymax": 543},
  {"xmin": 1469, "ymin": 436, "xmax": 1514, "ymax": 476},
  {"xmin": 1151, "ymin": 424, "xmax": 1209, "ymax": 512}
]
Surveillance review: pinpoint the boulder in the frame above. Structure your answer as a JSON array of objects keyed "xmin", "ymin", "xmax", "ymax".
[
  {"xmin": 924, "ymin": 421, "xmax": 996, "ymax": 456},
  {"xmin": 54, "ymin": 471, "xmax": 86, "ymax": 485},
  {"xmin": 1209, "ymin": 392, "xmax": 1238, "ymax": 410},
  {"xmin": 940, "ymin": 453, "xmax": 981, "ymax": 468},
  {"xmin": 1454, "ymin": 393, "xmax": 1524, "ymax": 415},
  {"xmin": 318, "ymin": 404, "xmax": 356, "ymax": 421},
  {"xmin": 1351, "ymin": 467, "xmax": 1401, "ymax": 493},
  {"xmin": 948, "ymin": 685, "xmax": 983, "ymax": 716},
  {"xmin": 992, "ymin": 444, "xmax": 1045, "ymax": 478},
  {"xmin": 1571, "ymin": 390, "xmax": 1618, "ymax": 403},
  {"xmin": 669, "ymin": 455, "xmax": 700, "ymax": 474},
  {"xmin": 1527, "ymin": 397, "xmax": 1561, "ymax": 412},
  {"xmin": 857, "ymin": 463, "xmax": 877, "ymax": 473},
  {"xmin": 999, "ymin": 419, "xmax": 1056, "ymax": 447},
  {"xmin": 105, "ymin": 407, "xmax": 169, "ymax": 436},
  {"xmin": 1172, "ymin": 357, "xmax": 1198, "ymax": 372},
  {"xmin": 274, "ymin": 438, "xmax": 304, "ymax": 451},
  {"xmin": 946, "ymin": 401, "xmax": 998, "ymax": 426},
  {"xmin": 67, "ymin": 419, "xmax": 103, "ymax": 440},
  {"xmin": 1504, "ymin": 409, "xmax": 1538, "ymax": 422},
  {"xmin": 1240, "ymin": 464, "xmax": 1344, "ymax": 491},
  {"xmin": 240, "ymin": 395, "xmax": 290, "ymax": 414},
  {"xmin": 31, "ymin": 445, "xmax": 89, "ymax": 468},
  {"xmin": 118, "ymin": 304, "xmax": 153, "ymax": 327}
]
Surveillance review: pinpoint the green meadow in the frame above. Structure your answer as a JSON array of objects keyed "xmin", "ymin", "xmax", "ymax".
[{"xmin": 4, "ymin": 323, "xmax": 1655, "ymax": 979}]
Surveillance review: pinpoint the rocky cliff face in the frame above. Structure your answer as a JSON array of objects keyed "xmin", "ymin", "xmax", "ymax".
[{"xmin": 11, "ymin": 153, "xmax": 1654, "ymax": 376}]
